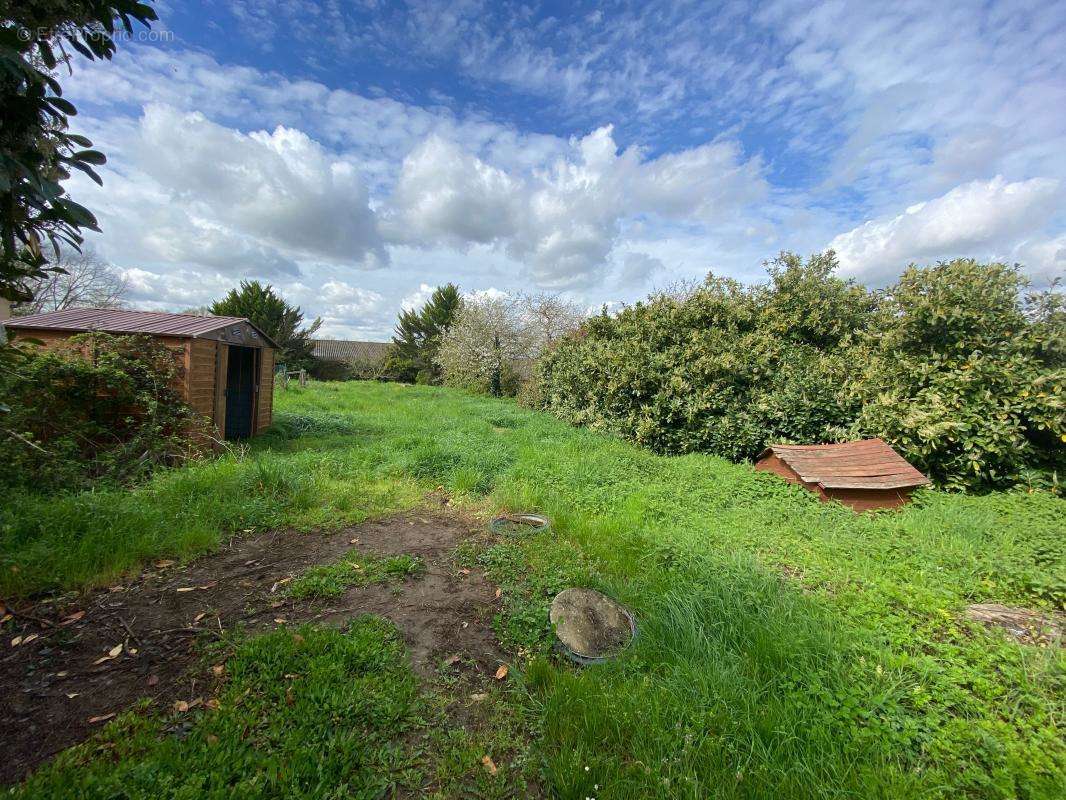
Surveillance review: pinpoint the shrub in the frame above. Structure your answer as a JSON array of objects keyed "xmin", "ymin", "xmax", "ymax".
[
  {"xmin": 537, "ymin": 252, "xmax": 867, "ymax": 460},
  {"xmin": 0, "ymin": 333, "xmax": 206, "ymax": 493},
  {"xmin": 850, "ymin": 260, "xmax": 1064, "ymax": 490},
  {"xmin": 535, "ymin": 254, "xmax": 1064, "ymax": 491}
]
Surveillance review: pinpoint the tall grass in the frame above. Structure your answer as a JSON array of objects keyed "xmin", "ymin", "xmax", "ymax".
[{"xmin": 2, "ymin": 380, "xmax": 1062, "ymax": 797}]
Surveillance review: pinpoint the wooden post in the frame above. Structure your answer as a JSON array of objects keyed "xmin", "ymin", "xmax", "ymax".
[{"xmin": 299, "ymin": 369, "xmax": 307, "ymax": 387}]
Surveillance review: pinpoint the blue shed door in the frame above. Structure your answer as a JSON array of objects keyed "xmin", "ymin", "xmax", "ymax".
[{"xmin": 224, "ymin": 345, "xmax": 258, "ymax": 440}]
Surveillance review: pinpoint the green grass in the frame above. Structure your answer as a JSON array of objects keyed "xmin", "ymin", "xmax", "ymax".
[
  {"xmin": 289, "ymin": 552, "xmax": 425, "ymax": 599},
  {"xmin": 15, "ymin": 617, "xmax": 424, "ymax": 799},
  {"xmin": 3, "ymin": 380, "xmax": 1064, "ymax": 798}
]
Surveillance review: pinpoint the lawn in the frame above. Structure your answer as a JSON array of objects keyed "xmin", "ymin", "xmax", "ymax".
[{"xmin": 2, "ymin": 380, "xmax": 1063, "ymax": 799}]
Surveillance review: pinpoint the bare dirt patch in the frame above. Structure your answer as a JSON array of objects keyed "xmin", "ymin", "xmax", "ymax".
[
  {"xmin": 0, "ymin": 512, "xmax": 505, "ymax": 785},
  {"xmin": 965, "ymin": 603, "xmax": 1063, "ymax": 646}
]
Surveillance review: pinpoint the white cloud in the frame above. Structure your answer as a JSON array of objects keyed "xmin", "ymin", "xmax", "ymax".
[
  {"xmin": 136, "ymin": 105, "xmax": 387, "ymax": 267},
  {"xmin": 829, "ymin": 176, "xmax": 1061, "ymax": 283},
  {"xmin": 400, "ymin": 283, "xmax": 435, "ymax": 311},
  {"xmin": 387, "ymin": 125, "xmax": 765, "ymax": 287}
]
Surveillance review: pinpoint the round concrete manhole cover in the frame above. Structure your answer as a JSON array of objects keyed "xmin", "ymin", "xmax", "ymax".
[
  {"xmin": 549, "ymin": 588, "xmax": 635, "ymax": 663},
  {"xmin": 489, "ymin": 513, "xmax": 550, "ymax": 536}
]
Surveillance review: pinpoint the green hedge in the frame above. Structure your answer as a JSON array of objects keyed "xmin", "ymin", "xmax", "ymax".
[{"xmin": 535, "ymin": 255, "xmax": 1065, "ymax": 491}]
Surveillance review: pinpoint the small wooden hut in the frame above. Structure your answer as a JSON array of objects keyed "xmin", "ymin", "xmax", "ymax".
[
  {"xmin": 755, "ymin": 438, "xmax": 929, "ymax": 511},
  {"xmin": 4, "ymin": 308, "xmax": 277, "ymax": 440}
]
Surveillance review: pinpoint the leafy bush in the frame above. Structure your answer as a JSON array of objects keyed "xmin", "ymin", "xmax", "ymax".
[
  {"xmin": 538, "ymin": 253, "xmax": 868, "ymax": 460},
  {"xmin": 535, "ymin": 254, "xmax": 1064, "ymax": 490},
  {"xmin": 0, "ymin": 333, "xmax": 206, "ymax": 492},
  {"xmin": 850, "ymin": 260, "xmax": 1064, "ymax": 489}
]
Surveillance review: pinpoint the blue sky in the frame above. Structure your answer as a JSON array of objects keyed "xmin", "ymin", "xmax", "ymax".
[{"xmin": 65, "ymin": 0, "xmax": 1066, "ymax": 338}]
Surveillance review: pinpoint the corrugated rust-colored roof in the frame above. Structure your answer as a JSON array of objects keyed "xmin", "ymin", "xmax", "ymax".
[
  {"xmin": 5, "ymin": 308, "xmax": 276, "ymax": 346},
  {"xmin": 758, "ymin": 438, "xmax": 930, "ymax": 490},
  {"xmin": 312, "ymin": 339, "xmax": 390, "ymax": 363}
]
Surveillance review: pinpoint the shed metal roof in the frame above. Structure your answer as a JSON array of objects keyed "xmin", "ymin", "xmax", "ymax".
[
  {"xmin": 5, "ymin": 308, "xmax": 277, "ymax": 347},
  {"xmin": 758, "ymin": 438, "xmax": 930, "ymax": 490}
]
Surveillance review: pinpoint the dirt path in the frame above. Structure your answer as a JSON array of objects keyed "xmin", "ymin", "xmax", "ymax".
[{"xmin": 0, "ymin": 512, "xmax": 507, "ymax": 785}]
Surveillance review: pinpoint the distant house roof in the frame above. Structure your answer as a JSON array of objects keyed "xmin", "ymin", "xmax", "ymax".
[
  {"xmin": 312, "ymin": 339, "xmax": 390, "ymax": 363},
  {"xmin": 4, "ymin": 308, "xmax": 278, "ymax": 347},
  {"xmin": 757, "ymin": 438, "xmax": 930, "ymax": 491}
]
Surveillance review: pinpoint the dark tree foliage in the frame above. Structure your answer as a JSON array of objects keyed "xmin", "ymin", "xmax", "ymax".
[
  {"xmin": 383, "ymin": 283, "xmax": 460, "ymax": 383},
  {"xmin": 210, "ymin": 281, "xmax": 322, "ymax": 370},
  {"xmin": 0, "ymin": 1, "xmax": 156, "ymax": 302}
]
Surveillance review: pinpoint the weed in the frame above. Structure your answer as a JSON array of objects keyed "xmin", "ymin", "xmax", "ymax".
[{"xmin": 289, "ymin": 552, "xmax": 424, "ymax": 599}]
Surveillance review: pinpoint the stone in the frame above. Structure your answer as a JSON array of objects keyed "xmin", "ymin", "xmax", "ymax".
[{"xmin": 550, "ymin": 588, "xmax": 633, "ymax": 660}]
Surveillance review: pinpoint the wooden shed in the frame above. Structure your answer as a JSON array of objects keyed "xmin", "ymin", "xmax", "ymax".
[
  {"xmin": 755, "ymin": 439, "xmax": 930, "ymax": 511},
  {"xmin": 4, "ymin": 308, "xmax": 277, "ymax": 440}
]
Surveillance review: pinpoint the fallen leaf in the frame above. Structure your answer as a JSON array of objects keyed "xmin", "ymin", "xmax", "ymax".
[
  {"xmin": 92, "ymin": 655, "xmax": 111, "ymax": 665},
  {"xmin": 349, "ymin": 538, "xmax": 360, "ymax": 545},
  {"xmin": 108, "ymin": 643, "xmax": 123, "ymax": 658},
  {"xmin": 108, "ymin": 586, "xmax": 124, "ymax": 593},
  {"xmin": 205, "ymin": 698, "xmax": 221, "ymax": 710},
  {"xmin": 459, "ymin": 568, "xmax": 471, "ymax": 576},
  {"xmin": 470, "ymin": 692, "xmax": 488, "ymax": 701},
  {"xmin": 22, "ymin": 633, "xmax": 38, "ymax": 645},
  {"xmin": 274, "ymin": 618, "xmax": 286, "ymax": 624},
  {"xmin": 1, "ymin": 613, "xmax": 11, "ymax": 623},
  {"xmin": 211, "ymin": 664, "xmax": 225, "ymax": 677},
  {"xmin": 193, "ymin": 612, "xmax": 207, "ymax": 623},
  {"xmin": 244, "ymin": 560, "xmax": 258, "ymax": 566},
  {"xmin": 66, "ymin": 692, "xmax": 79, "ymax": 699},
  {"xmin": 206, "ymin": 734, "xmax": 219, "ymax": 745},
  {"xmin": 494, "ymin": 664, "xmax": 509, "ymax": 680},
  {"xmin": 270, "ymin": 601, "xmax": 285, "ymax": 609},
  {"xmin": 270, "ymin": 578, "xmax": 292, "ymax": 593},
  {"xmin": 87, "ymin": 713, "xmax": 116, "ymax": 724},
  {"xmin": 154, "ymin": 560, "xmax": 176, "ymax": 568},
  {"xmin": 444, "ymin": 654, "xmax": 461, "ymax": 666},
  {"xmin": 147, "ymin": 675, "xmax": 159, "ymax": 687},
  {"xmin": 56, "ymin": 671, "xmax": 68, "ymax": 677},
  {"xmin": 481, "ymin": 755, "xmax": 498, "ymax": 775},
  {"xmin": 461, "ymin": 621, "xmax": 469, "ymax": 629},
  {"xmin": 60, "ymin": 611, "xmax": 85, "ymax": 625},
  {"xmin": 174, "ymin": 700, "xmax": 189, "ymax": 713},
  {"xmin": 285, "ymin": 686, "xmax": 295, "ymax": 706},
  {"xmin": 176, "ymin": 587, "xmax": 196, "ymax": 593},
  {"xmin": 10, "ymin": 636, "xmax": 22, "ymax": 647},
  {"xmin": 494, "ymin": 588, "xmax": 502, "ymax": 599},
  {"xmin": 198, "ymin": 582, "xmax": 217, "ymax": 590},
  {"xmin": 129, "ymin": 647, "xmax": 138, "ymax": 655}
]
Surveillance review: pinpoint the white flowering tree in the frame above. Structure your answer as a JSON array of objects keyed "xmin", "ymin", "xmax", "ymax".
[
  {"xmin": 436, "ymin": 295, "xmax": 531, "ymax": 395},
  {"xmin": 436, "ymin": 292, "xmax": 586, "ymax": 396}
]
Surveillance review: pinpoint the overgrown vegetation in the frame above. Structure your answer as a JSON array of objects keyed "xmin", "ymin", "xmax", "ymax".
[
  {"xmin": 3, "ymin": 382, "xmax": 1062, "ymax": 798},
  {"xmin": 0, "ymin": 333, "xmax": 204, "ymax": 493},
  {"xmin": 289, "ymin": 551, "xmax": 424, "ymax": 599},
  {"xmin": 536, "ymin": 254, "xmax": 1065, "ymax": 490}
]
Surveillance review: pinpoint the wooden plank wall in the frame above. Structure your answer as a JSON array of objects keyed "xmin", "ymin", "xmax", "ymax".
[
  {"xmin": 257, "ymin": 348, "xmax": 274, "ymax": 431},
  {"xmin": 186, "ymin": 339, "xmax": 219, "ymax": 425}
]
